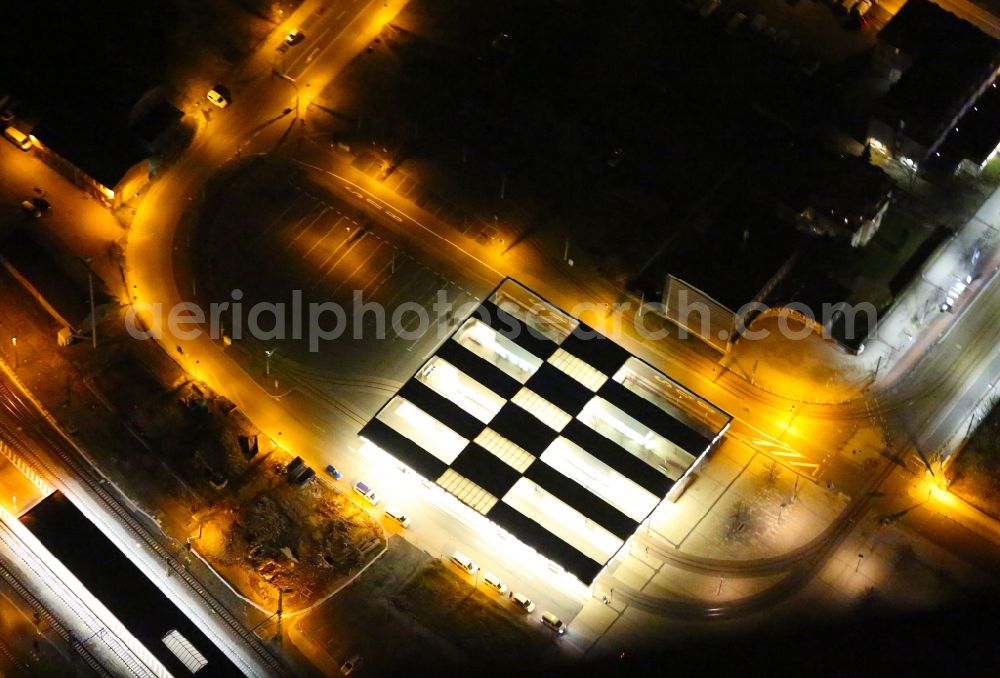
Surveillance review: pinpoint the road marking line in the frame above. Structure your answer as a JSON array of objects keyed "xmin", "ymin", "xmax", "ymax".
[
  {"xmin": 336, "ymin": 241, "xmax": 388, "ymax": 296},
  {"xmin": 316, "ymin": 229, "xmax": 371, "ymax": 291},
  {"xmin": 283, "ymin": 205, "xmax": 328, "ymax": 251},
  {"xmin": 296, "ymin": 161, "xmax": 503, "ymax": 278},
  {"xmin": 301, "ymin": 214, "xmax": 344, "ymax": 259}
]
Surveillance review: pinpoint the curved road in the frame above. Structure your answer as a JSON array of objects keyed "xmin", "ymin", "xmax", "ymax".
[{"xmin": 120, "ymin": 0, "xmax": 1000, "ymax": 635}]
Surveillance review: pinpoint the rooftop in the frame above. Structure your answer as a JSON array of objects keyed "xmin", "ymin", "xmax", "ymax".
[
  {"xmin": 928, "ymin": 79, "xmax": 1000, "ymax": 172},
  {"xmin": 877, "ymin": 0, "xmax": 1000, "ymax": 148},
  {"xmin": 0, "ymin": 0, "xmax": 180, "ymax": 188},
  {"xmin": 360, "ymin": 279, "xmax": 731, "ymax": 583}
]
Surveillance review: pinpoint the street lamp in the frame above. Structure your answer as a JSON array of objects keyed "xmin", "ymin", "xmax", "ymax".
[
  {"xmin": 855, "ymin": 552, "xmax": 865, "ymax": 573},
  {"xmin": 11, "ymin": 336, "xmax": 17, "ymax": 369},
  {"xmin": 264, "ymin": 348, "xmax": 277, "ymax": 376}
]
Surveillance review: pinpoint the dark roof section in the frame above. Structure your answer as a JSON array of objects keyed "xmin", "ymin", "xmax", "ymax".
[
  {"xmin": 32, "ymin": 120, "xmax": 148, "ymax": 188},
  {"xmin": 0, "ymin": 0, "xmax": 183, "ymax": 189},
  {"xmin": 932, "ymin": 80, "xmax": 1000, "ymax": 170},
  {"xmin": 398, "ymin": 380, "xmax": 483, "ymax": 440},
  {"xmin": 24, "ymin": 492, "xmax": 242, "ymax": 677},
  {"xmin": 477, "ymin": 300, "xmax": 559, "ymax": 360},
  {"xmin": 562, "ymin": 420, "xmax": 672, "ymax": 497},
  {"xmin": 780, "ymin": 153, "xmax": 894, "ymax": 235},
  {"xmin": 880, "ymin": 0, "xmax": 991, "ymax": 53},
  {"xmin": 451, "ymin": 443, "xmax": 523, "ymax": 497},
  {"xmin": 878, "ymin": 0, "xmax": 999, "ymax": 147},
  {"xmin": 487, "ymin": 502, "xmax": 604, "ymax": 583},
  {"xmin": 560, "ymin": 323, "xmax": 630, "ymax": 375},
  {"xmin": 525, "ymin": 362, "xmax": 594, "ymax": 416},
  {"xmin": 131, "ymin": 99, "xmax": 183, "ymax": 147},
  {"xmin": 597, "ymin": 380, "xmax": 710, "ymax": 455},
  {"xmin": 523, "ymin": 461, "xmax": 637, "ymax": 540},
  {"xmin": 488, "ymin": 402, "xmax": 560, "ymax": 455},
  {"xmin": 359, "ymin": 418, "xmax": 448, "ymax": 480},
  {"xmin": 436, "ymin": 339, "xmax": 521, "ymax": 399}
]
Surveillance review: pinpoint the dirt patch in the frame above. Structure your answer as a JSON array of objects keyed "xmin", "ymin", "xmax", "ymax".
[
  {"xmin": 87, "ymin": 348, "xmax": 384, "ymax": 613},
  {"xmin": 948, "ymin": 400, "xmax": 1000, "ymax": 519},
  {"xmin": 193, "ymin": 467, "xmax": 384, "ymax": 612},
  {"xmin": 296, "ymin": 538, "xmax": 561, "ymax": 675},
  {"xmin": 392, "ymin": 560, "xmax": 554, "ymax": 659},
  {"xmin": 53, "ymin": 316, "xmax": 385, "ymax": 612}
]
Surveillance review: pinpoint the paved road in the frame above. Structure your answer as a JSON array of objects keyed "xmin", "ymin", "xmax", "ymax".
[
  {"xmin": 0, "ymin": 0, "xmax": 992, "ymax": 664},
  {"xmin": 125, "ymin": 0, "xmax": 1000, "ymax": 631}
]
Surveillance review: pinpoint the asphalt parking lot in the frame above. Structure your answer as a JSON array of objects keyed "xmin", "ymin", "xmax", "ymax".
[{"xmin": 197, "ymin": 161, "xmax": 480, "ymax": 381}]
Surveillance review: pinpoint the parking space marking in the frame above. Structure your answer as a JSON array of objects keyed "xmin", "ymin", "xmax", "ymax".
[
  {"xmin": 384, "ymin": 274, "xmax": 444, "ymax": 326},
  {"xmin": 310, "ymin": 218, "xmax": 364, "ymax": 277},
  {"xmin": 283, "ymin": 205, "xmax": 330, "ymax": 252},
  {"xmin": 377, "ymin": 259, "xmax": 433, "ymax": 309},
  {"xmin": 328, "ymin": 239, "xmax": 389, "ymax": 299},
  {"xmin": 250, "ymin": 192, "xmax": 313, "ymax": 246},
  {"xmin": 313, "ymin": 228, "xmax": 372, "ymax": 292},
  {"xmin": 366, "ymin": 249, "xmax": 412, "ymax": 297},
  {"xmin": 301, "ymin": 212, "xmax": 347, "ymax": 260}
]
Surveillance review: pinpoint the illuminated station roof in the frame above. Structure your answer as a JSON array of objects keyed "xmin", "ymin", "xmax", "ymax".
[{"xmin": 361, "ymin": 279, "xmax": 731, "ymax": 583}]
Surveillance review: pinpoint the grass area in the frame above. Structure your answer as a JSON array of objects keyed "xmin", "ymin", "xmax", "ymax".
[
  {"xmin": 981, "ymin": 157, "xmax": 1000, "ymax": 186},
  {"xmin": 844, "ymin": 207, "xmax": 929, "ymax": 307},
  {"xmin": 948, "ymin": 399, "xmax": 1000, "ymax": 519},
  {"xmin": 297, "ymin": 538, "xmax": 558, "ymax": 675},
  {"xmin": 391, "ymin": 561, "xmax": 552, "ymax": 657}
]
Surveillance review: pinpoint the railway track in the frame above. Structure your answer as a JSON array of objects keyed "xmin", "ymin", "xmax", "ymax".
[{"xmin": 0, "ymin": 377, "xmax": 286, "ymax": 678}]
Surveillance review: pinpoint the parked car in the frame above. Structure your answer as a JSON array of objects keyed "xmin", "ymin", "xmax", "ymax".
[
  {"xmin": 324, "ymin": 464, "xmax": 343, "ymax": 480},
  {"xmin": 450, "ymin": 551, "xmax": 478, "ymax": 575},
  {"xmin": 340, "ymin": 654, "xmax": 362, "ymax": 675},
  {"xmin": 21, "ymin": 197, "xmax": 50, "ymax": 219},
  {"xmin": 541, "ymin": 611, "xmax": 566, "ymax": 635},
  {"xmin": 511, "ymin": 592, "xmax": 536, "ymax": 612},
  {"xmin": 383, "ymin": 504, "xmax": 410, "ymax": 528},
  {"xmin": 4, "ymin": 126, "xmax": 31, "ymax": 151},
  {"xmin": 482, "ymin": 572, "xmax": 507, "ymax": 594},
  {"xmin": 285, "ymin": 28, "xmax": 305, "ymax": 45},
  {"xmin": 353, "ymin": 481, "xmax": 380, "ymax": 506},
  {"xmin": 206, "ymin": 87, "xmax": 229, "ymax": 108}
]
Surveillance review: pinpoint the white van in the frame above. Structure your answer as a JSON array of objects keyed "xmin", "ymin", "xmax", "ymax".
[
  {"xmin": 383, "ymin": 505, "xmax": 410, "ymax": 528},
  {"xmin": 352, "ymin": 481, "xmax": 379, "ymax": 506},
  {"xmin": 449, "ymin": 551, "xmax": 478, "ymax": 575},
  {"xmin": 482, "ymin": 572, "xmax": 507, "ymax": 594},
  {"xmin": 541, "ymin": 611, "xmax": 566, "ymax": 635},
  {"xmin": 4, "ymin": 126, "xmax": 31, "ymax": 151}
]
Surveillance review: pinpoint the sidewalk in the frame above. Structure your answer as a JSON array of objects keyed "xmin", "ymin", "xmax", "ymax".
[{"xmin": 861, "ymin": 186, "xmax": 1000, "ymax": 388}]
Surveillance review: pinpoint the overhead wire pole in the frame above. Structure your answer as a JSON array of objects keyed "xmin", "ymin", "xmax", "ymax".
[{"xmin": 89, "ymin": 269, "xmax": 96, "ymax": 349}]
